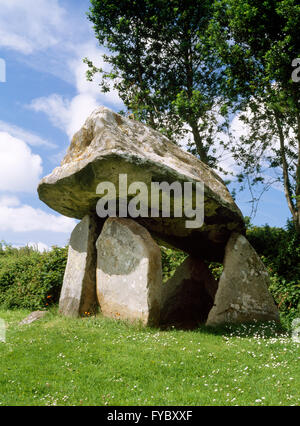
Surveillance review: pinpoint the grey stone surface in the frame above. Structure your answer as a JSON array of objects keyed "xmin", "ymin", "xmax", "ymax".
[
  {"xmin": 59, "ymin": 214, "xmax": 101, "ymax": 317},
  {"xmin": 206, "ymin": 233, "xmax": 279, "ymax": 326},
  {"xmin": 38, "ymin": 106, "xmax": 245, "ymax": 261},
  {"xmin": 96, "ymin": 218, "xmax": 162, "ymax": 326},
  {"xmin": 160, "ymin": 256, "xmax": 219, "ymax": 328},
  {"xmin": 19, "ymin": 311, "xmax": 47, "ymax": 326}
]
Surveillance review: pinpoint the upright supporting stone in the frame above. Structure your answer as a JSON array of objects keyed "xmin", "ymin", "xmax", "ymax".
[
  {"xmin": 59, "ymin": 215, "xmax": 101, "ymax": 317},
  {"xmin": 206, "ymin": 233, "xmax": 279, "ymax": 326},
  {"xmin": 160, "ymin": 256, "xmax": 218, "ymax": 328},
  {"xmin": 96, "ymin": 218, "xmax": 162, "ymax": 326}
]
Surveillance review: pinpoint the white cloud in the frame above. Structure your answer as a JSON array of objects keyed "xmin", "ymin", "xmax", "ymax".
[
  {"xmin": 213, "ymin": 106, "xmax": 288, "ymax": 196},
  {"xmin": 0, "ymin": 1, "xmax": 111, "ymax": 245},
  {"xmin": 0, "ymin": 1, "xmax": 96, "ymax": 85},
  {"xmin": 27, "ymin": 242, "xmax": 50, "ymax": 252},
  {"xmin": 228, "ymin": 108, "xmax": 282, "ymax": 174},
  {"xmin": 0, "ymin": 120, "xmax": 56, "ymax": 148},
  {"xmin": 177, "ymin": 104, "xmax": 286, "ymax": 191},
  {"xmin": 66, "ymin": 94, "xmax": 99, "ymax": 138},
  {"xmin": 0, "ymin": 0, "xmax": 65, "ymax": 54},
  {"xmin": 178, "ymin": 107, "xmax": 241, "ymax": 179},
  {"xmin": 29, "ymin": 92, "xmax": 99, "ymax": 140},
  {"xmin": 12, "ymin": 241, "xmax": 51, "ymax": 253},
  {"xmin": 28, "ymin": 40, "xmax": 124, "ymax": 139},
  {"xmin": 0, "ymin": 132, "xmax": 43, "ymax": 192},
  {"xmin": 0, "ymin": 196, "xmax": 76, "ymax": 233},
  {"xmin": 0, "ymin": 196, "xmax": 20, "ymax": 207},
  {"xmin": 29, "ymin": 94, "xmax": 72, "ymax": 136},
  {"xmin": 0, "ymin": 0, "xmax": 123, "ymax": 140}
]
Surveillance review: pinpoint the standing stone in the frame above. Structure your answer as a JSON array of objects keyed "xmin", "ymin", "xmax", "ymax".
[
  {"xmin": 96, "ymin": 218, "xmax": 162, "ymax": 326},
  {"xmin": 18, "ymin": 311, "xmax": 47, "ymax": 326},
  {"xmin": 206, "ymin": 233, "xmax": 279, "ymax": 326},
  {"xmin": 59, "ymin": 215, "xmax": 101, "ymax": 317},
  {"xmin": 160, "ymin": 257, "xmax": 218, "ymax": 328}
]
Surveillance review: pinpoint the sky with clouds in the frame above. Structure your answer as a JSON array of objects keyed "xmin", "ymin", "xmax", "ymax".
[{"xmin": 0, "ymin": 0, "xmax": 292, "ymax": 251}]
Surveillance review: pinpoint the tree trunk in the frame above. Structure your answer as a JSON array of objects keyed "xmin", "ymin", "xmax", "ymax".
[
  {"xmin": 190, "ymin": 121, "xmax": 209, "ymax": 164},
  {"xmin": 274, "ymin": 110, "xmax": 300, "ymax": 233},
  {"xmin": 182, "ymin": 27, "xmax": 209, "ymax": 165},
  {"xmin": 274, "ymin": 110, "xmax": 299, "ymax": 233}
]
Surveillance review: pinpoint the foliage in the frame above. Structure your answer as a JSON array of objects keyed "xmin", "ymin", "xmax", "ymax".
[
  {"xmin": 0, "ymin": 245, "xmax": 68, "ymax": 310},
  {"xmin": 269, "ymin": 275, "xmax": 300, "ymax": 327},
  {"xmin": 208, "ymin": 262, "xmax": 223, "ymax": 281},
  {"xmin": 160, "ymin": 246, "xmax": 187, "ymax": 283},
  {"xmin": 86, "ymin": 0, "xmax": 228, "ymax": 167},
  {"xmin": 211, "ymin": 0, "xmax": 300, "ymax": 232},
  {"xmin": 86, "ymin": 0, "xmax": 300, "ymax": 230}
]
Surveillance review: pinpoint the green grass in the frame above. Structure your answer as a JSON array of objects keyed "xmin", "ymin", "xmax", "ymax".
[{"xmin": 0, "ymin": 308, "xmax": 299, "ymax": 406}]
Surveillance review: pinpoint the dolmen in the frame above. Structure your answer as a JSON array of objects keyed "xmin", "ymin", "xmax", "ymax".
[{"xmin": 38, "ymin": 106, "xmax": 279, "ymax": 327}]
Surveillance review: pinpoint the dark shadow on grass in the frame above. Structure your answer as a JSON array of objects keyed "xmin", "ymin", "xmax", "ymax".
[
  {"xmin": 52, "ymin": 303, "xmax": 290, "ymax": 340},
  {"xmin": 159, "ymin": 319, "xmax": 289, "ymax": 339}
]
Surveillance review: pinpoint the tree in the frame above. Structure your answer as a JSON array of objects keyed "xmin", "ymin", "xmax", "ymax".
[
  {"xmin": 85, "ymin": 0, "xmax": 227, "ymax": 167},
  {"xmin": 211, "ymin": 0, "xmax": 300, "ymax": 232}
]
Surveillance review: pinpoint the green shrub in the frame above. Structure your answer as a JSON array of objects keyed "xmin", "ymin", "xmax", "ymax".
[
  {"xmin": 268, "ymin": 274, "xmax": 300, "ymax": 327},
  {"xmin": 0, "ymin": 246, "xmax": 68, "ymax": 310},
  {"xmin": 161, "ymin": 246, "xmax": 187, "ymax": 283},
  {"xmin": 0, "ymin": 243, "xmax": 187, "ymax": 309},
  {"xmin": 207, "ymin": 262, "xmax": 223, "ymax": 281},
  {"xmin": 160, "ymin": 247, "xmax": 223, "ymax": 282}
]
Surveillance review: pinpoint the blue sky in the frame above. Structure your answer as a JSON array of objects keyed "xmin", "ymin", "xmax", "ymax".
[{"xmin": 0, "ymin": 0, "xmax": 291, "ymax": 251}]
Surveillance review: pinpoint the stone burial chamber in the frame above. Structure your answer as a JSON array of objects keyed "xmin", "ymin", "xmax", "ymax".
[{"xmin": 38, "ymin": 106, "xmax": 279, "ymax": 327}]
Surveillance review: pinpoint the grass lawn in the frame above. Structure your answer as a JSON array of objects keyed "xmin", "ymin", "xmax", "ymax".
[{"xmin": 0, "ymin": 308, "xmax": 299, "ymax": 406}]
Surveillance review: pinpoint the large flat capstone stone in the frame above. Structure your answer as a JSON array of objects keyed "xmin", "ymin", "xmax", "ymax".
[
  {"xmin": 96, "ymin": 218, "xmax": 162, "ymax": 326},
  {"xmin": 206, "ymin": 233, "xmax": 279, "ymax": 326},
  {"xmin": 38, "ymin": 106, "xmax": 245, "ymax": 261},
  {"xmin": 59, "ymin": 214, "xmax": 101, "ymax": 317}
]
